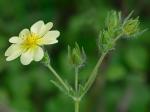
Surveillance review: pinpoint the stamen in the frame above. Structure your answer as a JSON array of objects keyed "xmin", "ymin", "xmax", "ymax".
[{"xmin": 22, "ymin": 33, "xmax": 41, "ymax": 49}]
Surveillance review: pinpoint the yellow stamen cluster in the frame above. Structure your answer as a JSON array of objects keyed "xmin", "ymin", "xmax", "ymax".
[{"xmin": 22, "ymin": 33, "xmax": 41, "ymax": 49}]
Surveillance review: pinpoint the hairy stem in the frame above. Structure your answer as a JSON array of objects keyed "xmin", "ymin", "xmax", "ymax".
[
  {"xmin": 80, "ymin": 34, "xmax": 122, "ymax": 99},
  {"xmin": 75, "ymin": 67, "xmax": 79, "ymax": 92},
  {"xmin": 75, "ymin": 99, "xmax": 80, "ymax": 112},
  {"xmin": 74, "ymin": 67, "xmax": 80, "ymax": 112},
  {"xmin": 80, "ymin": 52, "xmax": 107, "ymax": 98},
  {"xmin": 47, "ymin": 64, "xmax": 69, "ymax": 91}
]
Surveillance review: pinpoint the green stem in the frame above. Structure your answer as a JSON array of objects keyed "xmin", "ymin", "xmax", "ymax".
[
  {"xmin": 47, "ymin": 64, "xmax": 69, "ymax": 91},
  {"xmin": 80, "ymin": 34, "xmax": 122, "ymax": 99},
  {"xmin": 75, "ymin": 99, "xmax": 80, "ymax": 112},
  {"xmin": 75, "ymin": 67, "xmax": 79, "ymax": 92},
  {"xmin": 74, "ymin": 67, "xmax": 80, "ymax": 112},
  {"xmin": 80, "ymin": 52, "xmax": 107, "ymax": 98}
]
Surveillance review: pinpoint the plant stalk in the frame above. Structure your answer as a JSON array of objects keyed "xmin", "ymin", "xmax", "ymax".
[
  {"xmin": 80, "ymin": 34, "xmax": 122, "ymax": 99},
  {"xmin": 75, "ymin": 99, "xmax": 80, "ymax": 112},
  {"xmin": 75, "ymin": 67, "xmax": 79, "ymax": 92},
  {"xmin": 74, "ymin": 67, "xmax": 80, "ymax": 112},
  {"xmin": 80, "ymin": 52, "xmax": 107, "ymax": 98},
  {"xmin": 47, "ymin": 64, "xmax": 69, "ymax": 91}
]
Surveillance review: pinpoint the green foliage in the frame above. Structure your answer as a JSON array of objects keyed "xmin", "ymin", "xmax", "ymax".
[
  {"xmin": 106, "ymin": 64, "xmax": 127, "ymax": 81},
  {"xmin": 124, "ymin": 45, "xmax": 149, "ymax": 71},
  {"xmin": 0, "ymin": 0, "xmax": 149, "ymax": 112}
]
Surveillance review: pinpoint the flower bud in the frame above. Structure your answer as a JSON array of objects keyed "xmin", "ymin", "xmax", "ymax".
[
  {"xmin": 98, "ymin": 30, "xmax": 115, "ymax": 53},
  {"xmin": 105, "ymin": 11, "xmax": 121, "ymax": 31},
  {"xmin": 123, "ymin": 17, "xmax": 140, "ymax": 37},
  {"xmin": 68, "ymin": 43, "xmax": 86, "ymax": 68}
]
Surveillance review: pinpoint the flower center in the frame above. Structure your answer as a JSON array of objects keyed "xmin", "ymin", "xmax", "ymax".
[{"xmin": 22, "ymin": 33, "xmax": 41, "ymax": 49}]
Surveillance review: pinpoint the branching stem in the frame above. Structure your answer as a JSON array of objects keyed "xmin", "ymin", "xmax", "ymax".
[
  {"xmin": 47, "ymin": 64, "xmax": 69, "ymax": 92},
  {"xmin": 80, "ymin": 34, "xmax": 122, "ymax": 99}
]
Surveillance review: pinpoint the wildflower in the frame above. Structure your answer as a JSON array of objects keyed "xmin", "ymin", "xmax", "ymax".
[{"xmin": 5, "ymin": 20, "xmax": 60, "ymax": 65}]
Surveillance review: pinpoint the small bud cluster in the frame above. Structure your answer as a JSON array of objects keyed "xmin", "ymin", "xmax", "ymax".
[
  {"xmin": 98, "ymin": 11, "xmax": 122, "ymax": 53},
  {"xmin": 98, "ymin": 11, "xmax": 142, "ymax": 53}
]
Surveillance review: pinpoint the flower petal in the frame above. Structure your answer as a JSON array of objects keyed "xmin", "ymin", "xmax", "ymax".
[
  {"xmin": 9, "ymin": 36, "xmax": 21, "ymax": 43},
  {"xmin": 20, "ymin": 49, "xmax": 34, "ymax": 65},
  {"xmin": 30, "ymin": 20, "xmax": 44, "ymax": 34},
  {"xmin": 5, "ymin": 44, "xmax": 20, "ymax": 56},
  {"xmin": 39, "ymin": 22, "xmax": 53, "ymax": 36},
  {"xmin": 38, "ymin": 30, "xmax": 60, "ymax": 45},
  {"xmin": 19, "ymin": 29, "xmax": 30, "ymax": 39},
  {"xmin": 33, "ymin": 46, "xmax": 44, "ymax": 61},
  {"xmin": 6, "ymin": 45, "xmax": 22, "ymax": 61}
]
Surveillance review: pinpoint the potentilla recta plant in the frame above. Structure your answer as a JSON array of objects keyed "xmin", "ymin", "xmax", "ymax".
[{"xmin": 5, "ymin": 10, "xmax": 145, "ymax": 112}]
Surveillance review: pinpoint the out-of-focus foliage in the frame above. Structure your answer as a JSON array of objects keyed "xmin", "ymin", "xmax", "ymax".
[{"xmin": 0, "ymin": 0, "xmax": 150, "ymax": 112}]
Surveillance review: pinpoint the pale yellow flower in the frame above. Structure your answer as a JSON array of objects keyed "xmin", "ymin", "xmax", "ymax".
[{"xmin": 5, "ymin": 20, "xmax": 60, "ymax": 65}]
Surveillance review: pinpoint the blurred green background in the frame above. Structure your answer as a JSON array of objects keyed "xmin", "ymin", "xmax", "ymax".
[{"xmin": 0, "ymin": 0, "xmax": 150, "ymax": 112}]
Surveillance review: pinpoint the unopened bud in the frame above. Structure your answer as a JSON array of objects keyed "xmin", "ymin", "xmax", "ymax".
[
  {"xmin": 68, "ymin": 43, "xmax": 86, "ymax": 68},
  {"xmin": 98, "ymin": 30, "xmax": 115, "ymax": 53},
  {"xmin": 106, "ymin": 11, "xmax": 121, "ymax": 31},
  {"xmin": 123, "ymin": 17, "xmax": 140, "ymax": 37}
]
